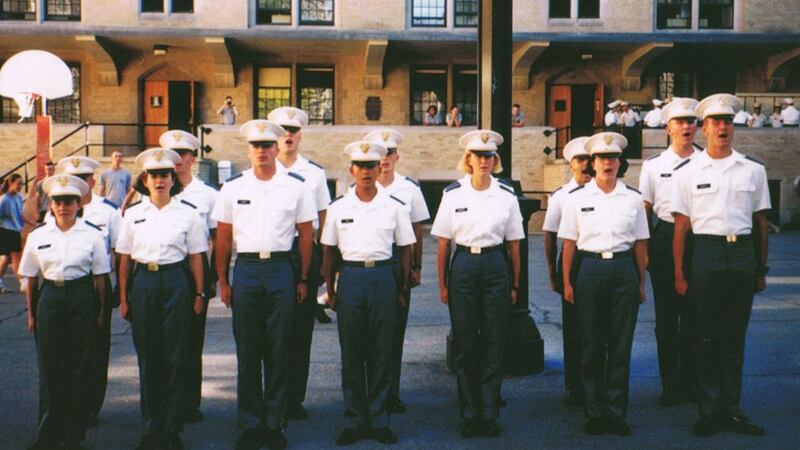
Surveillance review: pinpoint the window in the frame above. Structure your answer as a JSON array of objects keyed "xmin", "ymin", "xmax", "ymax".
[
  {"xmin": 48, "ymin": 64, "xmax": 81, "ymax": 124},
  {"xmin": 454, "ymin": 0, "xmax": 477, "ymax": 27},
  {"xmin": 300, "ymin": 0, "xmax": 333, "ymax": 25},
  {"xmin": 412, "ymin": 0, "xmax": 445, "ymax": 27},
  {"xmin": 699, "ymin": 0, "xmax": 733, "ymax": 29},
  {"xmin": 549, "ymin": 0, "xmax": 570, "ymax": 18},
  {"xmin": 658, "ymin": 72, "xmax": 694, "ymax": 100},
  {"xmin": 0, "ymin": 97, "xmax": 22, "ymax": 123},
  {"xmin": 256, "ymin": 67, "xmax": 291, "ymax": 119},
  {"xmin": 410, "ymin": 68, "xmax": 447, "ymax": 125},
  {"xmin": 172, "ymin": 0, "xmax": 193, "ymax": 12},
  {"xmin": 141, "ymin": 0, "xmax": 163, "ymax": 12},
  {"xmin": 298, "ymin": 66, "xmax": 334, "ymax": 125},
  {"xmin": 577, "ymin": 0, "xmax": 599, "ymax": 18},
  {"xmin": 656, "ymin": 0, "xmax": 691, "ymax": 29},
  {"xmin": 46, "ymin": 0, "xmax": 80, "ymax": 20},
  {"xmin": 256, "ymin": 0, "xmax": 291, "ymax": 24},
  {"xmin": 453, "ymin": 67, "xmax": 477, "ymax": 126},
  {"xmin": 0, "ymin": 0, "xmax": 36, "ymax": 20}
]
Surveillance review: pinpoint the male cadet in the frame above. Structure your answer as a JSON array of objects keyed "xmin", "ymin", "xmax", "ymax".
[
  {"xmin": 159, "ymin": 129, "xmax": 219, "ymax": 423},
  {"xmin": 321, "ymin": 141, "xmax": 415, "ymax": 446},
  {"xmin": 364, "ymin": 128, "xmax": 430, "ymax": 414},
  {"xmin": 643, "ymin": 99, "xmax": 665, "ymax": 128},
  {"xmin": 671, "ymin": 94, "xmax": 770, "ymax": 437},
  {"xmin": 780, "ymin": 97, "xmax": 800, "ymax": 127},
  {"xmin": 266, "ymin": 106, "xmax": 332, "ymax": 420},
  {"xmin": 53, "ymin": 156, "xmax": 122, "ymax": 426},
  {"xmin": 212, "ymin": 119, "xmax": 316, "ymax": 450},
  {"xmin": 542, "ymin": 136, "xmax": 591, "ymax": 407},
  {"xmin": 638, "ymin": 98, "xmax": 699, "ymax": 407},
  {"xmin": 604, "ymin": 100, "xmax": 621, "ymax": 128}
]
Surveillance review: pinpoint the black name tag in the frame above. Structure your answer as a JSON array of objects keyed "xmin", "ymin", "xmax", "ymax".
[
  {"xmin": 37, "ymin": 244, "xmax": 51, "ymax": 250},
  {"xmin": 134, "ymin": 219, "xmax": 146, "ymax": 224},
  {"xmin": 581, "ymin": 207, "xmax": 595, "ymax": 212},
  {"xmin": 697, "ymin": 183, "xmax": 711, "ymax": 189},
  {"xmin": 237, "ymin": 199, "xmax": 251, "ymax": 205},
  {"xmin": 341, "ymin": 218, "xmax": 354, "ymax": 224},
  {"xmin": 660, "ymin": 173, "xmax": 672, "ymax": 178},
  {"xmin": 455, "ymin": 207, "xmax": 468, "ymax": 213}
]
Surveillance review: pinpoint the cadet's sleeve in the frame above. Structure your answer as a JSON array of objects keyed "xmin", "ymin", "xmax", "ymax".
[
  {"xmin": 207, "ymin": 189, "xmax": 219, "ymax": 230},
  {"xmin": 504, "ymin": 198, "xmax": 525, "ymax": 241},
  {"xmin": 91, "ymin": 231, "xmax": 112, "ymax": 275},
  {"xmin": 18, "ymin": 234, "xmax": 40, "ymax": 278},
  {"xmin": 295, "ymin": 184, "xmax": 318, "ymax": 224},
  {"xmin": 752, "ymin": 165, "xmax": 771, "ymax": 213},
  {"xmin": 394, "ymin": 206, "xmax": 417, "ymax": 246},
  {"xmin": 320, "ymin": 205, "xmax": 338, "ymax": 246},
  {"xmin": 186, "ymin": 213, "xmax": 210, "ymax": 255},
  {"xmin": 115, "ymin": 215, "xmax": 134, "ymax": 255},
  {"xmin": 633, "ymin": 197, "xmax": 650, "ymax": 240},
  {"xmin": 541, "ymin": 192, "xmax": 561, "ymax": 233},
  {"xmin": 409, "ymin": 186, "xmax": 430, "ymax": 223},
  {"xmin": 557, "ymin": 196, "xmax": 578, "ymax": 241},
  {"xmin": 108, "ymin": 208, "xmax": 122, "ymax": 249},
  {"xmin": 210, "ymin": 185, "xmax": 233, "ymax": 224},
  {"xmin": 670, "ymin": 169, "xmax": 690, "ymax": 217},
  {"xmin": 315, "ymin": 171, "xmax": 331, "ymax": 212},
  {"xmin": 430, "ymin": 193, "xmax": 452, "ymax": 239},
  {"xmin": 638, "ymin": 161, "xmax": 654, "ymax": 204}
]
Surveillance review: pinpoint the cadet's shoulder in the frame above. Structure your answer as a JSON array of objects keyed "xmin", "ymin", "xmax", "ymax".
[
  {"xmin": 203, "ymin": 180, "xmax": 220, "ymax": 192},
  {"xmin": 647, "ymin": 152, "xmax": 661, "ymax": 161},
  {"xmin": 389, "ymin": 194, "xmax": 406, "ymax": 206},
  {"xmin": 443, "ymin": 180, "xmax": 461, "ymax": 193},
  {"xmin": 329, "ymin": 195, "xmax": 344, "ymax": 206},
  {"xmin": 83, "ymin": 220, "xmax": 102, "ymax": 231},
  {"xmin": 225, "ymin": 173, "xmax": 243, "ymax": 183},
  {"xmin": 568, "ymin": 185, "xmax": 585, "ymax": 194},
  {"xmin": 180, "ymin": 199, "xmax": 197, "ymax": 209},
  {"xmin": 625, "ymin": 185, "xmax": 641, "ymax": 195},
  {"xmin": 497, "ymin": 183, "xmax": 515, "ymax": 196},
  {"xmin": 674, "ymin": 159, "xmax": 692, "ymax": 171},
  {"xmin": 404, "ymin": 176, "xmax": 420, "ymax": 187},
  {"xmin": 307, "ymin": 159, "xmax": 325, "ymax": 170},
  {"xmin": 126, "ymin": 200, "xmax": 143, "ymax": 211},
  {"xmin": 102, "ymin": 198, "xmax": 119, "ymax": 209},
  {"xmin": 286, "ymin": 171, "xmax": 306, "ymax": 183},
  {"xmin": 29, "ymin": 222, "xmax": 47, "ymax": 235},
  {"xmin": 742, "ymin": 154, "xmax": 764, "ymax": 166},
  {"xmin": 551, "ymin": 185, "xmax": 564, "ymax": 196}
]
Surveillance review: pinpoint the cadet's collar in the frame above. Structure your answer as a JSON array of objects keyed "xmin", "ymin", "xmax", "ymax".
[
  {"xmin": 565, "ymin": 177, "xmax": 580, "ymax": 190},
  {"xmin": 586, "ymin": 179, "xmax": 626, "ymax": 196}
]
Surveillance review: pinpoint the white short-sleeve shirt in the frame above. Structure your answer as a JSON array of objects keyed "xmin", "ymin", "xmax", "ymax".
[
  {"xmin": 542, "ymin": 178, "xmax": 580, "ymax": 233},
  {"xmin": 176, "ymin": 176, "xmax": 219, "ymax": 233},
  {"xmin": 277, "ymin": 155, "xmax": 331, "ymax": 229},
  {"xmin": 377, "ymin": 172, "xmax": 430, "ymax": 224},
  {"xmin": 638, "ymin": 146, "xmax": 699, "ymax": 224},
  {"xmin": 19, "ymin": 219, "xmax": 111, "ymax": 280},
  {"xmin": 643, "ymin": 108, "xmax": 664, "ymax": 128}
]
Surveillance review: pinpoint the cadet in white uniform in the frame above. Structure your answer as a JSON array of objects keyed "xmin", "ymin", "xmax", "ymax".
[
  {"xmin": 604, "ymin": 100, "xmax": 621, "ymax": 128},
  {"xmin": 365, "ymin": 128, "xmax": 430, "ymax": 414},
  {"xmin": 780, "ymin": 97, "xmax": 799, "ymax": 126},
  {"xmin": 542, "ymin": 136, "xmax": 591, "ymax": 407},
  {"xmin": 212, "ymin": 120, "xmax": 316, "ymax": 450},
  {"xmin": 747, "ymin": 103, "xmax": 768, "ymax": 128},
  {"xmin": 559, "ymin": 132, "xmax": 649, "ymax": 436},
  {"xmin": 321, "ymin": 140, "xmax": 415, "ymax": 446},
  {"xmin": 268, "ymin": 106, "xmax": 332, "ymax": 420},
  {"xmin": 432, "ymin": 130, "xmax": 524, "ymax": 439},
  {"xmin": 117, "ymin": 148, "xmax": 207, "ymax": 450},
  {"xmin": 671, "ymin": 94, "xmax": 770, "ymax": 437},
  {"xmin": 20, "ymin": 175, "xmax": 110, "ymax": 450},
  {"xmin": 53, "ymin": 156, "xmax": 122, "ymax": 426},
  {"xmin": 159, "ymin": 129, "xmax": 220, "ymax": 424},
  {"xmin": 643, "ymin": 99, "xmax": 665, "ymax": 128},
  {"xmin": 638, "ymin": 98, "xmax": 700, "ymax": 407}
]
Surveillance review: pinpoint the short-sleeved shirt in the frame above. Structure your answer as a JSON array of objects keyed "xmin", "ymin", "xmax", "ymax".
[
  {"xmin": 176, "ymin": 176, "xmax": 219, "ymax": 233},
  {"xmin": 446, "ymin": 112, "xmax": 463, "ymax": 124},
  {"xmin": 321, "ymin": 190, "xmax": 416, "ymax": 262},
  {"xmin": 277, "ymin": 155, "xmax": 331, "ymax": 230},
  {"xmin": 749, "ymin": 113, "xmax": 768, "ymax": 128},
  {"xmin": 211, "ymin": 169, "xmax": 317, "ymax": 253},
  {"xmin": 19, "ymin": 219, "xmax": 110, "ymax": 280},
  {"xmin": 604, "ymin": 111, "xmax": 619, "ymax": 127},
  {"xmin": 770, "ymin": 113, "xmax": 783, "ymax": 128},
  {"xmin": 512, "ymin": 111, "xmax": 526, "ymax": 126},
  {"xmin": 431, "ymin": 175, "xmax": 525, "ymax": 247},
  {"xmin": 100, "ymin": 168, "xmax": 132, "ymax": 207},
  {"xmin": 219, "ymin": 105, "xmax": 238, "ymax": 125},
  {"xmin": 670, "ymin": 149, "xmax": 771, "ymax": 235},
  {"xmin": 423, "ymin": 113, "xmax": 441, "ymax": 126},
  {"xmin": 0, "ymin": 192, "xmax": 24, "ymax": 232},
  {"xmin": 638, "ymin": 147, "xmax": 698, "ymax": 224},
  {"xmin": 558, "ymin": 179, "xmax": 650, "ymax": 253},
  {"xmin": 542, "ymin": 178, "xmax": 580, "ymax": 233},
  {"xmin": 643, "ymin": 108, "xmax": 664, "ymax": 128},
  {"xmin": 620, "ymin": 110, "xmax": 641, "ymax": 127},
  {"xmin": 44, "ymin": 194, "xmax": 123, "ymax": 257},
  {"xmin": 781, "ymin": 106, "xmax": 800, "ymax": 125},
  {"xmin": 377, "ymin": 172, "xmax": 430, "ymax": 224}
]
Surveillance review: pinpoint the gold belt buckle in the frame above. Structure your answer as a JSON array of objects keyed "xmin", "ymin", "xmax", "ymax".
[
  {"xmin": 470, "ymin": 246, "xmax": 481, "ymax": 254},
  {"xmin": 259, "ymin": 251, "xmax": 271, "ymax": 259},
  {"xmin": 726, "ymin": 234, "xmax": 737, "ymax": 243},
  {"xmin": 364, "ymin": 260, "xmax": 375, "ymax": 268},
  {"xmin": 53, "ymin": 280, "xmax": 65, "ymax": 287},
  {"xmin": 147, "ymin": 262, "xmax": 159, "ymax": 272},
  {"xmin": 601, "ymin": 252, "xmax": 613, "ymax": 260}
]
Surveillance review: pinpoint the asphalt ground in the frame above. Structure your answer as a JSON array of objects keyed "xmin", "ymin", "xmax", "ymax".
[{"xmin": 1, "ymin": 231, "xmax": 798, "ymax": 449}]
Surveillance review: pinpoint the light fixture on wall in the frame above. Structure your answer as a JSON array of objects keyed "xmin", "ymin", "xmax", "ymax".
[
  {"xmin": 581, "ymin": 53, "xmax": 593, "ymax": 60},
  {"xmin": 153, "ymin": 45, "xmax": 168, "ymax": 56}
]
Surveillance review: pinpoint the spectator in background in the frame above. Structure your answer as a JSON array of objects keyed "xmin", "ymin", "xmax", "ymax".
[
  {"xmin": 22, "ymin": 160, "xmax": 55, "ymax": 228},
  {"xmin": 781, "ymin": 98, "xmax": 799, "ymax": 127},
  {"xmin": 748, "ymin": 103, "xmax": 768, "ymax": 128},
  {"xmin": 217, "ymin": 95, "xmax": 240, "ymax": 125},
  {"xmin": 733, "ymin": 107, "xmax": 750, "ymax": 127},
  {"xmin": 99, "ymin": 151, "xmax": 131, "ymax": 207},
  {"xmin": 0, "ymin": 173, "xmax": 25, "ymax": 293},
  {"xmin": 605, "ymin": 100, "xmax": 622, "ymax": 128},
  {"xmin": 770, "ymin": 105, "xmax": 783, "ymax": 128},
  {"xmin": 619, "ymin": 102, "xmax": 641, "ymax": 128},
  {"xmin": 446, "ymin": 105, "xmax": 463, "ymax": 128},
  {"xmin": 423, "ymin": 105, "xmax": 441, "ymax": 126},
  {"xmin": 512, "ymin": 104, "xmax": 527, "ymax": 127},
  {"xmin": 643, "ymin": 99, "xmax": 665, "ymax": 128}
]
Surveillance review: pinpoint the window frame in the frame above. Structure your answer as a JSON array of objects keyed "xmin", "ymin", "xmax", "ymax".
[
  {"xmin": 655, "ymin": 0, "xmax": 692, "ymax": 29},
  {"xmin": 577, "ymin": 0, "xmax": 600, "ymax": 19},
  {"xmin": 297, "ymin": 65, "xmax": 335, "ymax": 125},
  {"xmin": 0, "ymin": 0, "xmax": 37, "ymax": 20},
  {"xmin": 45, "ymin": 0, "xmax": 81, "ymax": 21},
  {"xmin": 47, "ymin": 62, "xmax": 81, "ymax": 124},
  {"xmin": 409, "ymin": 66, "xmax": 448, "ymax": 125},
  {"xmin": 698, "ymin": 0, "xmax": 733, "ymax": 29},
  {"xmin": 140, "ymin": 0, "xmax": 164, "ymax": 13},
  {"xmin": 256, "ymin": 0, "xmax": 292, "ymax": 25},
  {"xmin": 255, "ymin": 66, "xmax": 293, "ymax": 119},
  {"xmin": 171, "ymin": 0, "xmax": 194, "ymax": 13},
  {"xmin": 452, "ymin": 66, "xmax": 478, "ymax": 126},
  {"xmin": 298, "ymin": 0, "xmax": 334, "ymax": 25},
  {"xmin": 548, "ymin": 0, "xmax": 571, "ymax": 19},
  {"xmin": 411, "ymin": 0, "xmax": 447, "ymax": 28},
  {"xmin": 453, "ymin": 0, "xmax": 477, "ymax": 28}
]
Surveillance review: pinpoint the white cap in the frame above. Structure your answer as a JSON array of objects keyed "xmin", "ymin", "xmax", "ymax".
[
  {"xmin": 607, "ymin": 100, "xmax": 621, "ymax": 108},
  {"xmin": 55, "ymin": 156, "xmax": 100, "ymax": 176},
  {"xmin": 240, "ymin": 119, "xmax": 286, "ymax": 143},
  {"xmin": 459, "ymin": 129, "xmax": 504, "ymax": 155},
  {"xmin": 585, "ymin": 132, "xmax": 627, "ymax": 155},
  {"xmin": 753, "ymin": 102, "xmax": 762, "ymax": 109},
  {"xmin": 695, "ymin": 93, "xmax": 742, "ymax": 119},
  {"xmin": 784, "ymin": 98, "xmax": 794, "ymax": 105},
  {"xmin": 363, "ymin": 129, "xmax": 404, "ymax": 150},
  {"xmin": 661, "ymin": 97, "xmax": 698, "ymax": 123},
  {"xmin": 620, "ymin": 101, "xmax": 630, "ymax": 106},
  {"xmin": 267, "ymin": 106, "xmax": 309, "ymax": 129},
  {"xmin": 563, "ymin": 136, "xmax": 590, "ymax": 161},
  {"xmin": 135, "ymin": 148, "xmax": 181, "ymax": 171},
  {"xmin": 42, "ymin": 174, "xmax": 89, "ymax": 198},
  {"xmin": 652, "ymin": 99, "xmax": 663, "ymax": 106},
  {"xmin": 159, "ymin": 129, "xmax": 200, "ymax": 151},
  {"xmin": 344, "ymin": 141, "xmax": 388, "ymax": 162}
]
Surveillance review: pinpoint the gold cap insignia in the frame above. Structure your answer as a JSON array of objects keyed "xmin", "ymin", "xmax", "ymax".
[
  {"xmin": 154, "ymin": 150, "xmax": 164, "ymax": 161},
  {"xmin": 256, "ymin": 122, "xmax": 267, "ymax": 133},
  {"xmin": 603, "ymin": 134, "xmax": 614, "ymax": 145},
  {"xmin": 57, "ymin": 176, "xmax": 69, "ymax": 187},
  {"xmin": 71, "ymin": 158, "xmax": 81, "ymax": 168},
  {"xmin": 719, "ymin": 97, "xmax": 728, "ymax": 107},
  {"xmin": 287, "ymin": 110, "xmax": 296, "ymax": 119},
  {"xmin": 480, "ymin": 132, "xmax": 490, "ymax": 144},
  {"xmin": 382, "ymin": 131, "xmax": 390, "ymax": 141},
  {"xmin": 360, "ymin": 143, "xmax": 371, "ymax": 153},
  {"xmin": 172, "ymin": 131, "xmax": 183, "ymax": 142},
  {"xmin": 682, "ymin": 99, "xmax": 692, "ymax": 109}
]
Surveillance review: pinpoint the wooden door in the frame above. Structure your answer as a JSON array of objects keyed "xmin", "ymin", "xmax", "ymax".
[
  {"xmin": 593, "ymin": 83, "xmax": 605, "ymax": 129},
  {"xmin": 548, "ymin": 84, "xmax": 571, "ymax": 154},
  {"xmin": 144, "ymin": 81, "xmax": 168, "ymax": 148}
]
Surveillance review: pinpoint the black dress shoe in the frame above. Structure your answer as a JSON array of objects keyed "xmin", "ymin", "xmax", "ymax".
[
  {"xmin": 460, "ymin": 418, "xmax": 480, "ymax": 438},
  {"xmin": 565, "ymin": 390, "xmax": 585, "ymax": 407},
  {"xmin": 286, "ymin": 402, "xmax": 308, "ymax": 420},
  {"xmin": 371, "ymin": 427, "xmax": 398, "ymax": 444},
  {"xmin": 722, "ymin": 414, "xmax": 766, "ymax": 436},
  {"xmin": 692, "ymin": 415, "xmax": 717, "ymax": 437},
  {"xmin": 235, "ymin": 428, "xmax": 265, "ymax": 450},
  {"xmin": 184, "ymin": 409, "xmax": 203, "ymax": 423},
  {"xmin": 264, "ymin": 429, "xmax": 288, "ymax": 450},
  {"xmin": 135, "ymin": 434, "xmax": 160, "ymax": 450},
  {"xmin": 607, "ymin": 416, "xmax": 632, "ymax": 436},
  {"xmin": 584, "ymin": 417, "xmax": 606, "ymax": 435},
  {"xmin": 315, "ymin": 306, "xmax": 332, "ymax": 324},
  {"xmin": 659, "ymin": 388, "xmax": 683, "ymax": 407},
  {"xmin": 481, "ymin": 419, "xmax": 500, "ymax": 437},
  {"xmin": 336, "ymin": 428, "xmax": 363, "ymax": 446},
  {"xmin": 386, "ymin": 398, "xmax": 407, "ymax": 414}
]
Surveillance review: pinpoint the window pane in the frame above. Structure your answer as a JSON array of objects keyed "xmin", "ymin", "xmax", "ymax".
[
  {"xmin": 699, "ymin": 0, "xmax": 733, "ymax": 29},
  {"xmin": 410, "ymin": 68, "xmax": 447, "ymax": 125},
  {"xmin": 656, "ymin": 0, "xmax": 691, "ymax": 29},
  {"xmin": 46, "ymin": 0, "xmax": 80, "ymax": 20},
  {"xmin": 48, "ymin": 64, "xmax": 81, "ymax": 124},
  {"xmin": 0, "ymin": 0, "xmax": 36, "ymax": 19},
  {"xmin": 453, "ymin": 69, "xmax": 477, "ymax": 126},
  {"xmin": 577, "ymin": 0, "xmax": 599, "ymax": 18},
  {"xmin": 658, "ymin": 72, "xmax": 694, "ymax": 100},
  {"xmin": 454, "ymin": 0, "xmax": 477, "ymax": 27},
  {"xmin": 141, "ymin": 0, "xmax": 163, "ymax": 12},
  {"xmin": 257, "ymin": 0, "xmax": 291, "ymax": 24},
  {"xmin": 172, "ymin": 0, "xmax": 192, "ymax": 13},
  {"xmin": 549, "ymin": 0, "xmax": 570, "ymax": 18},
  {"xmin": 300, "ymin": 0, "xmax": 333, "ymax": 24},
  {"xmin": 412, "ymin": 0, "xmax": 445, "ymax": 27},
  {"xmin": 298, "ymin": 67, "xmax": 334, "ymax": 125},
  {"xmin": 256, "ymin": 67, "xmax": 292, "ymax": 119}
]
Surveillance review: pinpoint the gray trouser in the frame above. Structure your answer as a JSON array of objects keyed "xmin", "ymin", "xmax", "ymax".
[{"xmin": 288, "ymin": 241, "xmax": 321, "ymax": 406}]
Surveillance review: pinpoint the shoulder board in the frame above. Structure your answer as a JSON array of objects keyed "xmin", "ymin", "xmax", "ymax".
[
  {"xmin": 329, "ymin": 195, "xmax": 343, "ymax": 205},
  {"xmin": 744, "ymin": 155, "xmax": 764, "ymax": 166},
  {"xmin": 497, "ymin": 178, "xmax": 513, "ymax": 188},
  {"xmin": 204, "ymin": 181, "xmax": 220, "ymax": 191},
  {"xmin": 568, "ymin": 185, "xmax": 585, "ymax": 194},
  {"xmin": 102, "ymin": 198, "xmax": 119, "ymax": 209},
  {"xmin": 180, "ymin": 199, "xmax": 197, "ymax": 209},
  {"xmin": 390, "ymin": 195, "xmax": 406, "ymax": 205},
  {"xmin": 625, "ymin": 185, "xmax": 641, "ymax": 194},
  {"xmin": 499, "ymin": 185, "xmax": 515, "ymax": 195},
  {"xmin": 287, "ymin": 171, "xmax": 305, "ymax": 182},
  {"xmin": 674, "ymin": 159, "xmax": 691, "ymax": 171},
  {"xmin": 84, "ymin": 220, "xmax": 102, "ymax": 231},
  {"xmin": 350, "ymin": 182, "xmax": 355, "ymax": 188},
  {"xmin": 308, "ymin": 160, "xmax": 324, "ymax": 170},
  {"xmin": 404, "ymin": 176, "xmax": 420, "ymax": 187},
  {"xmin": 127, "ymin": 200, "xmax": 142, "ymax": 209},
  {"xmin": 30, "ymin": 222, "xmax": 46, "ymax": 233},
  {"xmin": 225, "ymin": 173, "xmax": 243, "ymax": 183},
  {"xmin": 647, "ymin": 153, "xmax": 661, "ymax": 160},
  {"xmin": 444, "ymin": 181, "xmax": 461, "ymax": 192},
  {"xmin": 551, "ymin": 186, "xmax": 563, "ymax": 195}
]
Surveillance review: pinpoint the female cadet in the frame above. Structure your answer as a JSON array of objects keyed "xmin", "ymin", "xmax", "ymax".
[
  {"xmin": 431, "ymin": 130, "xmax": 524, "ymax": 438},
  {"xmin": 19, "ymin": 174, "xmax": 110, "ymax": 450},
  {"xmin": 116, "ymin": 148, "xmax": 207, "ymax": 450},
  {"xmin": 558, "ymin": 132, "xmax": 649, "ymax": 436}
]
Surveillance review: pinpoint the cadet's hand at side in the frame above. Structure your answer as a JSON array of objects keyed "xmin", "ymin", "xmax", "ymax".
[
  {"xmin": 296, "ymin": 282, "xmax": 307, "ymax": 304},
  {"xmin": 398, "ymin": 293, "xmax": 407, "ymax": 308},
  {"xmin": 193, "ymin": 297, "xmax": 205, "ymax": 315},
  {"xmin": 674, "ymin": 275, "xmax": 688, "ymax": 296},
  {"xmin": 27, "ymin": 314, "xmax": 36, "ymax": 333},
  {"xmin": 327, "ymin": 292, "xmax": 337, "ymax": 311},
  {"xmin": 563, "ymin": 284, "xmax": 575, "ymax": 304},
  {"xmin": 639, "ymin": 283, "xmax": 647, "ymax": 303},
  {"xmin": 510, "ymin": 288, "xmax": 518, "ymax": 305},
  {"xmin": 755, "ymin": 275, "xmax": 767, "ymax": 292},
  {"xmin": 439, "ymin": 286, "xmax": 448, "ymax": 305},
  {"xmin": 219, "ymin": 282, "xmax": 232, "ymax": 308},
  {"xmin": 119, "ymin": 297, "xmax": 130, "ymax": 321},
  {"xmin": 410, "ymin": 271, "xmax": 421, "ymax": 288}
]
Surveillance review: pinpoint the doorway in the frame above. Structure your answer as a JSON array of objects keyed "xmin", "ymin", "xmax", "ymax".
[
  {"xmin": 547, "ymin": 83, "xmax": 604, "ymax": 158},
  {"xmin": 143, "ymin": 80, "xmax": 195, "ymax": 148}
]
